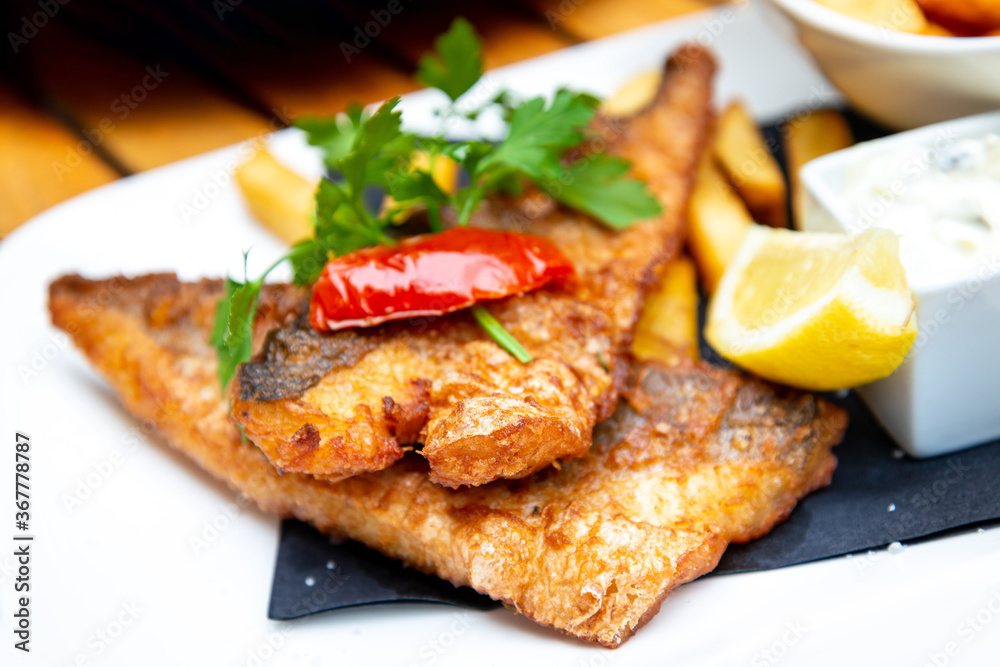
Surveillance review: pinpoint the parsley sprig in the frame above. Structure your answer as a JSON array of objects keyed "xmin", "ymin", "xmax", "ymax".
[
  {"xmin": 212, "ymin": 17, "xmax": 662, "ymax": 391},
  {"xmin": 288, "ymin": 99, "xmax": 409, "ymax": 285},
  {"xmin": 416, "ymin": 17, "xmax": 483, "ymax": 103}
]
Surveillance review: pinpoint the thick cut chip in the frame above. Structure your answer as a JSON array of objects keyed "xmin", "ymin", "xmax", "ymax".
[
  {"xmin": 712, "ymin": 101, "xmax": 788, "ymax": 228},
  {"xmin": 784, "ymin": 109, "xmax": 853, "ymax": 230},
  {"xmin": 687, "ymin": 145, "xmax": 755, "ymax": 293}
]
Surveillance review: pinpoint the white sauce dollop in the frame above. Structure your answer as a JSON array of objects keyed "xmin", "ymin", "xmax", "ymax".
[{"xmin": 841, "ymin": 133, "xmax": 1000, "ymax": 289}]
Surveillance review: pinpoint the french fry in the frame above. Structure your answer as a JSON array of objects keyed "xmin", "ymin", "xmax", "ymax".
[
  {"xmin": 235, "ymin": 148, "xmax": 315, "ymax": 245},
  {"xmin": 916, "ymin": 0, "xmax": 1000, "ymax": 35},
  {"xmin": 920, "ymin": 21, "xmax": 958, "ymax": 35},
  {"xmin": 712, "ymin": 101, "xmax": 788, "ymax": 228},
  {"xmin": 633, "ymin": 255, "xmax": 700, "ymax": 365},
  {"xmin": 814, "ymin": 0, "xmax": 928, "ymax": 33},
  {"xmin": 602, "ymin": 70, "xmax": 661, "ymax": 118},
  {"xmin": 422, "ymin": 152, "xmax": 459, "ymax": 194},
  {"xmin": 687, "ymin": 148, "xmax": 754, "ymax": 293},
  {"xmin": 783, "ymin": 110, "xmax": 853, "ymax": 230}
]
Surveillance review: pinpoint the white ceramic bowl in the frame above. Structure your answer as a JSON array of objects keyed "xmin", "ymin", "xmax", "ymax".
[
  {"xmin": 764, "ymin": 0, "xmax": 1000, "ymax": 130},
  {"xmin": 800, "ymin": 110, "xmax": 1000, "ymax": 458}
]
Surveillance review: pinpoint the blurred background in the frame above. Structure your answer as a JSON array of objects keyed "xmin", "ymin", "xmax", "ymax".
[{"xmin": 0, "ymin": 0, "xmax": 723, "ymax": 236}]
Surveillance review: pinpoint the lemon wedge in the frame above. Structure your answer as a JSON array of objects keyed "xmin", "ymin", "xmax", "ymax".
[{"xmin": 705, "ymin": 227, "xmax": 917, "ymax": 391}]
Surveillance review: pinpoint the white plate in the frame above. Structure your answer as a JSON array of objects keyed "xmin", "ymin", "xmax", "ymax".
[{"xmin": 2, "ymin": 4, "xmax": 998, "ymax": 665}]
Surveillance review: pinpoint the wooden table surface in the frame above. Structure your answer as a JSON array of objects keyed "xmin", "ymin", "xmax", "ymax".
[{"xmin": 0, "ymin": 0, "xmax": 722, "ymax": 236}]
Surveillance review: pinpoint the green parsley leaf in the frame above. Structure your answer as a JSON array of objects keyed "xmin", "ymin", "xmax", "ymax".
[
  {"xmin": 364, "ymin": 132, "xmax": 421, "ymax": 188},
  {"xmin": 299, "ymin": 99, "xmax": 405, "ymax": 281},
  {"xmin": 295, "ymin": 104, "xmax": 366, "ymax": 169},
  {"xmin": 287, "ymin": 239, "xmax": 328, "ymax": 286},
  {"xmin": 385, "ymin": 168, "xmax": 451, "ymax": 232},
  {"xmin": 417, "ymin": 18, "xmax": 484, "ymax": 102},
  {"xmin": 385, "ymin": 168, "xmax": 450, "ymax": 207},
  {"xmin": 209, "ymin": 279, "xmax": 234, "ymax": 351},
  {"xmin": 477, "ymin": 90, "xmax": 599, "ymax": 180},
  {"xmin": 211, "ymin": 276, "xmax": 260, "ymax": 391},
  {"xmin": 338, "ymin": 97, "xmax": 404, "ymax": 194},
  {"xmin": 443, "ymin": 141, "xmax": 492, "ymax": 179},
  {"xmin": 298, "ymin": 101, "xmax": 416, "ymax": 186},
  {"xmin": 471, "ymin": 305, "xmax": 532, "ymax": 363},
  {"xmin": 311, "ymin": 178, "xmax": 393, "ymax": 256},
  {"xmin": 547, "ymin": 155, "xmax": 663, "ymax": 229},
  {"xmin": 314, "ymin": 175, "xmax": 348, "ymax": 220},
  {"xmin": 225, "ymin": 280, "xmax": 261, "ymax": 350}
]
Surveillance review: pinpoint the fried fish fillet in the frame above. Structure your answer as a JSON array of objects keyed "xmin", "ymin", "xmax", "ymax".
[
  {"xmin": 231, "ymin": 45, "xmax": 717, "ymax": 488},
  {"xmin": 49, "ymin": 273, "xmax": 846, "ymax": 648}
]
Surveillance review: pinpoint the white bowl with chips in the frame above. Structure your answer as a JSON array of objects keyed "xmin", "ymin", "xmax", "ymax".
[
  {"xmin": 800, "ymin": 110, "xmax": 1000, "ymax": 458},
  {"xmin": 765, "ymin": 0, "xmax": 1000, "ymax": 130}
]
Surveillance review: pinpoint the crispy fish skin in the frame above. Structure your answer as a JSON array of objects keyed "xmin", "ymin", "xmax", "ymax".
[
  {"xmin": 232, "ymin": 45, "xmax": 717, "ymax": 488},
  {"xmin": 235, "ymin": 290, "xmax": 618, "ymax": 486},
  {"xmin": 49, "ymin": 273, "xmax": 845, "ymax": 648}
]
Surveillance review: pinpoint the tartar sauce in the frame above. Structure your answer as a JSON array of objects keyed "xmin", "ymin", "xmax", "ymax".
[{"xmin": 841, "ymin": 133, "xmax": 1000, "ymax": 289}]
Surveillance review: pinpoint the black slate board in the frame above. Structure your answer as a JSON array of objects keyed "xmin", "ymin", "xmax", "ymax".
[
  {"xmin": 269, "ymin": 520, "xmax": 500, "ymax": 620},
  {"xmin": 267, "ymin": 111, "xmax": 1000, "ymax": 620}
]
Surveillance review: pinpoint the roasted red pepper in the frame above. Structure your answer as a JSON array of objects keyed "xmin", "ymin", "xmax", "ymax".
[{"xmin": 309, "ymin": 227, "xmax": 575, "ymax": 331}]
